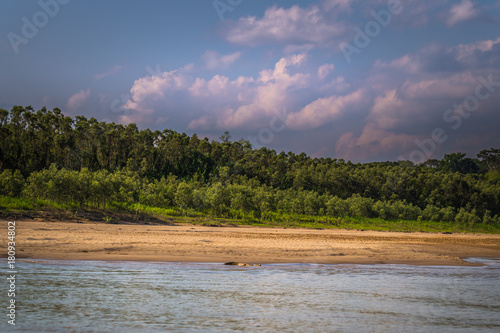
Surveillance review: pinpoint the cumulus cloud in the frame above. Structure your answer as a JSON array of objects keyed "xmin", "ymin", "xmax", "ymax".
[
  {"xmin": 221, "ymin": 5, "xmax": 347, "ymax": 47},
  {"xmin": 286, "ymin": 89, "xmax": 367, "ymax": 130},
  {"xmin": 336, "ymin": 36, "xmax": 500, "ymax": 162},
  {"xmin": 335, "ymin": 123, "xmax": 418, "ymax": 162},
  {"xmin": 455, "ymin": 37, "xmax": 500, "ymax": 58},
  {"xmin": 369, "ymin": 0, "xmax": 480, "ymax": 29},
  {"xmin": 121, "ymin": 50, "xmax": 370, "ymax": 134},
  {"xmin": 121, "ymin": 54, "xmax": 312, "ymax": 129},
  {"xmin": 119, "ymin": 34, "xmax": 500, "ymax": 162},
  {"xmin": 397, "ymin": 73, "xmax": 481, "ymax": 101},
  {"xmin": 446, "ymin": 0, "xmax": 479, "ymax": 26},
  {"xmin": 202, "ymin": 50, "xmax": 242, "ymax": 70},
  {"xmin": 120, "ymin": 66, "xmax": 193, "ymax": 124},
  {"xmin": 453, "ymin": 37, "xmax": 500, "ymax": 68},
  {"xmin": 66, "ymin": 89, "xmax": 90, "ymax": 110},
  {"xmin": 122, "ymin": 52, "xmax": 365, "ymax": 131},
  {"xmin": 218, "ymin": 1, "xmax": 489, "ymax": 52},
  {"xmin": 318, "ymin": 63, "xmax": 335, "ymax": 80},
  {"xmin": 217, "ymin": 53, "xmax": 310, "ymax": 128},
  {"xmin": 374, "ymin": 36, "xmax": 500, "ymax": 76},
  {"xmin": 365, "ymin": 74, "xmax": 475, "ymax": 130}
]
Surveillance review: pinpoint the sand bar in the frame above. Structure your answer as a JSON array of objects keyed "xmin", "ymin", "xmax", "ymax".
[{"xmin": 2, "ymin": 220, "xmax": 500, "ymax": 266}]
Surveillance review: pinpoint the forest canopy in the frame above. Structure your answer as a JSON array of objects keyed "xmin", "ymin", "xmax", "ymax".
[{"xmin": 1, "ymin": 106, "xmax": 499, "ymax": 230}]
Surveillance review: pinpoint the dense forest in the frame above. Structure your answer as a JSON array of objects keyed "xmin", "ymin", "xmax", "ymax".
[{"xmin": 1, "ymin": 106, "xmax": 500, "ymax": 230}]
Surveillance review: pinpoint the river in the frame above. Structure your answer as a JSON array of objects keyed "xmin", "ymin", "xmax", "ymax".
[{"xmin": 2, "ymin": 258, "xmax": 499, "ymax": 332}]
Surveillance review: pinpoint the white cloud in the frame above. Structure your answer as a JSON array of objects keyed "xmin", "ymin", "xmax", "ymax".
[
  {"xmin": 222, "ymin": 5, "xmax": 347, "ymax": 47},
  {"xmin": 286, "ymin": 89, "xmax": 367, "ymax": 130},
  {"xmin": 374, "ymin": 36, "xmax": 500, "ymax": 76},
  {"xmin": 125, "ymin": 68, "xmax": 190, "ymax": 104},
  {"xmin": 446, "ymin": 0, "xmax": 479, "ymax": 26},
  {"xmin": 189, "ymin": 75, "xmax": 230, "ymax": 97},
  {"xmin": 334, "ymin": 36, "xmax": 500, "ymax": 161},
  {"xmin": 369, "ymin": 89, "xmax": 408, "ymax": 130},
  {"xmin": 120, "ymin": 66, "xmax": 192, "ymax": 124},
  {"xmin": 94, "ymin": 65, "xmax": 122, "ymax": 81},
  {"xmin": 374, "ymin": 55, "xmax": 421, "ymax": 74},
  {"xmin": 322, "ymin": 0, "xmax": 353, "ymax": 11},
  {"xmin": 66, "ymin": 89, "xmax": 90, "ymax": 110},
  {"xmin": 318, "ymin": 63, "xmax": 335, "ymax": 80},
  {"xmin": 121, "ymin": 53, "xmax": 312, "ymax": 129},
  {"xmin": 219, "ymin": 1, "xmax": 488, "ymax": 51},
  {"xmin": 397, "ymin": 72, "xmax": 479, "ymax": 101},
  {"xmin": 365, "ymin": 71, "xmax": 488, "ymax": 134},
  {"xmin": 218, "ymin": 53, "xmax": 310, "ymax": 128},
  {"xmin": 118, "ymin": 36, "xmax": 500, "ymax": 162},
  {"xmin": 454, "ymin": 37, "xmax": 500, "ymax": 61},
  {"xmin": 202, "ymin": 50, "xmax": 242, "ymax": 70}
]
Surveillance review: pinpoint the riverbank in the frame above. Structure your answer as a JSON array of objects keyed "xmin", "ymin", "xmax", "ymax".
[{"xmin": 3, "ymin": 220, "xmax": 500, "ymax": 266}]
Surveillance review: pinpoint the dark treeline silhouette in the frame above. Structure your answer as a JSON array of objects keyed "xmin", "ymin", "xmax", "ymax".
[{"xmin": 1, "ymin": 106, "xmax": 499, "ymax": 226}]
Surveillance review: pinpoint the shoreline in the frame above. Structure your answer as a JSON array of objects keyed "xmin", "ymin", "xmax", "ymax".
[{"xmin": 3, "ymin": 220, "xmax": 500, "ymax": 266}]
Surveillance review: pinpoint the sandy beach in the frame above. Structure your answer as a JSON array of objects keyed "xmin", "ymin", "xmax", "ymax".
[{"xmin": 3, "ymin": 220, "xmax": 500, "ymax": 266}]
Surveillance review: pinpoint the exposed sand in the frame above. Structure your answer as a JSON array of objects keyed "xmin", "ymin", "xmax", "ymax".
[{"xmin": 3, "ymin": 220, "xmax": 500, "ymax": 266}]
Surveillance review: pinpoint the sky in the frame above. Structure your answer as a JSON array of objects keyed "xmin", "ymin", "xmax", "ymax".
[{"xmin": 1, "ymin": 0, "xmax": 500, "ymax": 162}]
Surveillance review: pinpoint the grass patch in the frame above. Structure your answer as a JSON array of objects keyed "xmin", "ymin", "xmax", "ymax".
[
  {"xmin": 1, "ymin": 195, "xmax": 499, "ymax": 234},
  {"xmin": 0, "ymin": 196, "xmax": 35, "ymax": 210}
]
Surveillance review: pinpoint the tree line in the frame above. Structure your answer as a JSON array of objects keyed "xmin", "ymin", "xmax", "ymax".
[{"xmin": 1, "ymin": 106, "xmax": 499, "ymax": 225}]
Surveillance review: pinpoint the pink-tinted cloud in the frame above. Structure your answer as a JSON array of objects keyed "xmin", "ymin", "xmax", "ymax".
[
  {"xmin": 334, "ymin": 36, "xmax": 500, "ymax": 161},
  {"xmin": 311, "ymin": 146, "xmax": 330, "ymax": 158},
  {"xmin": 119, "ymin": 35, "xmax": 500, "ymax": 162},
  {"xmin": 446, "ymin": 0, "xmax": 479, "ymax": 26},
  {"xmin": 202, "ymin": 50, "xmax": 242, "ymax": 70},
  {"xmin": 375, "ymin": 36, "xmax": 500, "ymax": 76},
  {"xmin": 121, "ymin": 65, "xmax": 193, "ymax": 124},
  {"xmin": 286, "ymin": 89, "xmax": 367, "ymax": 130},
  {"xmin": 454, "ymin": 37, "xmax": 500, "ymax": 67},
  {"xmin": 374, "ymin": 55, "xmax": 421, "ymax": 74},
  {"xmin": 317, "ymin": 63, "xmax": 335, "ymax": 80},
  {"xmin": 221, "ymin": 5, "xmax": 347, "ymax": 47},
  {"xmin": 218, "ymin": 53, "xmax": 310, "ymax": 128},
  {"xmin": 122, "ymin": 54, "xmax": 310, "ymax": 129},
  {"xmin": 188, "ymin": 116, "xmax": 211, "ymax": 130},
  {"xmin": 94, "ymin": 65, "xmax": 122, "ymax": 81},
  {"xmin": 66, "ymin": 89, "xmax": 90, "ymax": 111},
  {"xmin": 336, "ymin": 123, "xmax": 418, "ymax": 162},
  {"xmin": 219, "ymin": 1, "xmax": 487, "ymax": 52},
  {"xmin": 398, "ymin": 73, "xmax": 479, "ymax": 101},
  {"xmin": 189, "ymin": 75, "xmax": 231, "ymax": 97},
  {"xmin": 322, "ymin": 0, "xmax": 353, "ymax": 11}
]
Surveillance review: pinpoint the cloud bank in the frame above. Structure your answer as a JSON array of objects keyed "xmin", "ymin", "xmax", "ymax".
[{"xmin": 114, "ymin": 1, "xmax": 500, "ymax": 162}]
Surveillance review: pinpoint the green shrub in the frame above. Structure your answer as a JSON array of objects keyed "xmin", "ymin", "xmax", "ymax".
[{"xmin": 0, "ymin": 169, "xmax": 24, "ymax": 197}]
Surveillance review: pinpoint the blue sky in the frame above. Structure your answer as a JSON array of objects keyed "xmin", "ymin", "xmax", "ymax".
[{"xmin": 1, "ymin": 0, "xmax": 500, "ymax": 162}]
